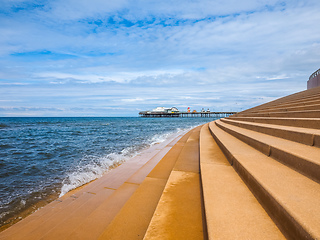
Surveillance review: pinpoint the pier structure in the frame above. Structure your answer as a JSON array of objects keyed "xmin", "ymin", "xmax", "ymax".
[
  {"xmin": 1, "ymin": 86, "xmax": 320, "ymax": 239},
  {"xmin": 139, "ymin": 111, "xmax": 237, "ymax": 118}
]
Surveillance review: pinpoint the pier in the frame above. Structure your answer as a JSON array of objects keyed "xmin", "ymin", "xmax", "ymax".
[{"xmin": 139, "ymin": 111, "xmax": 237, "ymax": 118}]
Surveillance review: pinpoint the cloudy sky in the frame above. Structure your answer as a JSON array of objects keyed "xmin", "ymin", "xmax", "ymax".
[{"xmin": 0, "ymin": 0, "xmax": 319, "ymax": 116}]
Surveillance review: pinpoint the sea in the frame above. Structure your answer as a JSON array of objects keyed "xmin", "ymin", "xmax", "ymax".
[{"xmin": 0, "ymin": 117, "xmax": 217, "ymax": 228}]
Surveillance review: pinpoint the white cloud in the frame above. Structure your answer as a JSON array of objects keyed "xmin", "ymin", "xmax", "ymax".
[
  {"xmin": 35, "ymin": 69, "xmax": 186, "ymax": 84},
  {"xmin": 0, "ymin": 0, "xmax": 319, "ymax": 116},
  {"xmin": 121, "ymin": 97, "xmax": 145, "ymax": 102}
]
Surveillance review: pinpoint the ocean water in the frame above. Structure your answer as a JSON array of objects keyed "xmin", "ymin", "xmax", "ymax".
[{"xmin": 0, "ymin": 117, "xmax": 217, "ymax": 227}]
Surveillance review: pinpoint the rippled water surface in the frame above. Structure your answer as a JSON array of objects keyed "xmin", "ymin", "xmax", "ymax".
[{"xmin": 0, "ymin": 117, "xmax": 217, "ymax": 226}]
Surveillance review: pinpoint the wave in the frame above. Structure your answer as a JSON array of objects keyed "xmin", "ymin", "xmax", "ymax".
[
  {"xmin": 148, "ymin": 124, "xmax": 200, "ymax": 146},
  {"xmin": 59, "ymin": 150, "xmax": 130, "ymax": 197},
  {"xmin": 148, "ymin": 128, "xmax": 184, "ymax": 145},
  {"xmin": 58, "ymin": 126, "xmax": 194, "ymax": 197}
]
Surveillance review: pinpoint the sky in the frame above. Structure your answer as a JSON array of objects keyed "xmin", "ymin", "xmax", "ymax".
[{"xmin": 0, "ymin": 0, "xmax": 320, "ymax": 117}]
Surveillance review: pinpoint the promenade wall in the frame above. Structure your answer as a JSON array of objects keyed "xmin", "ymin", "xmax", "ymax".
[{"xmin": 307, "ymin": 68, "xmax": 320, "ymax": 89}]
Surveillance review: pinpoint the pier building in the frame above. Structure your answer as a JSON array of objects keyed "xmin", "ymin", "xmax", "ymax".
[{"xmin": 139, "ymin": 107, "xmax": 237, "ymax": 118}]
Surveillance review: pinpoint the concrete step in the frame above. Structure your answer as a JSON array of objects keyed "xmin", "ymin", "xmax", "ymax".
[
  {"xmin": 209, "ymin": 122, "xmax": 320, "ymax": 240},
  {"xmin": 97, "ymin": 130, "xmax": 194, "ymax": 240},
  {"xmin": 143, "ymin": 126, "xmax": 205, "ymax": 240},
  {"xmin": 236, "ymin": 109, "xmax": 320, "ymax": 118},
  {"xmin": 228, "ymin": 116, "xmax": 320, "ymax": 129},
  {"xmin": 199, "ymin": 124, "xmax": 285, "ymax": 239},
  {"xmin": 3, "ymin": 189, "xmax": 120, "ymax": 240},
  {"xmin": 272, "ymin": 92, "xmax": 320, "ymax": 105},
  {"xmin": 258, "ymin": 96, "xmax": 320, "ymax": 109},
  {"xmin": 215, "ymin": 119, "xmax": 320, "ymax": 183},
  {"xmin": 66, "ymin": 182, "xmax": 139, "ymax": 240},
  {"xmin": 240, "ymin": 87, "xmax": 320, "ymax": 114},
  {"xmin": 248, "ymin": 103, "xmax": 320, "ymax": 114},
  {"xmin": 256, "ymin": 94, "xmax": 320, "ymax": 110},
  {"xmin": 270, "ymin": 88, "xmax": 320, "ymax": 104},
  {"xmin": 220, "ymin": 118, "xmax": 320, "ymax": 147},
  {"xmin": 241, "ymin": 97, "xmax": 320, "ymax": 115},
  {"xmin": 0, "ymin": 190, "xmax": 97, "ymax": 239}
]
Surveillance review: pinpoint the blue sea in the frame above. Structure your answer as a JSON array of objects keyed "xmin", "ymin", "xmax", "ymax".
[{"xmin": 0, "ymin": 117, "xmax": 217, "ymax": 227}]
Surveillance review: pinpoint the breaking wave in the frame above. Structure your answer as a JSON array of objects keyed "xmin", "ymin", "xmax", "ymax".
[
  {"xmin": 59, "ymin": 127, "xmax": 189, "ymax": 197},
  {"xmin": 59, "ymin": 150, "xmax": 131, "ymax": 197}
]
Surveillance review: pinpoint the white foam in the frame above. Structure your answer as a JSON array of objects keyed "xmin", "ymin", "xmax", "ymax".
[
  {"xmin": 59, "ymin": 125, "xmax": 200, "ymax": 197},
  {"xmin": 0, "ymin": 211, "xmax": 8, "ymax": 219},
  {"xmin": 20, "ymin": 199, "xmax": 26, "ymax": 206},
  {"xmin": 59, "ymin": 150, "xmax": 133, "ymax": 197},
  {"xmin": 148, "ymin": 127, "xmax": 190, "ymax": 146}
]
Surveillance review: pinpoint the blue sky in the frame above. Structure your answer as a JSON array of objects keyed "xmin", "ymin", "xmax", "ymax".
[{"xmin": 0, "ymin": 0, "xmax": 319, "ymax": 116}]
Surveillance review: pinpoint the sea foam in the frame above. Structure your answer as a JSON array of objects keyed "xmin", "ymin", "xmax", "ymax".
[{"xmin": 58, "ymin": 127, "xmax": 188, "ymax": 197}]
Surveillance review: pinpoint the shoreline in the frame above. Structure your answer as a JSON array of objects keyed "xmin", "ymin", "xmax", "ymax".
[
  {"xmin": 0, "ymin": 161, "xmax": 123, "ymax": 233},
  {"xmin": 0, "ymin": 192, "xmax": 59, "ymax": 232},
  {"xmin": 0, "ymin": 128, "xmax": 189, "ymax": 233}
]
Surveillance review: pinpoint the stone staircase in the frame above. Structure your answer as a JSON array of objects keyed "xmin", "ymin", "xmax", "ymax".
[
  {"xmin": 1, "ymin": 86, "xmax": 320, "ymax": 239},
  {"xmin": 211, "ymin": 86, "xmax": 320, "ymax": 239}
]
